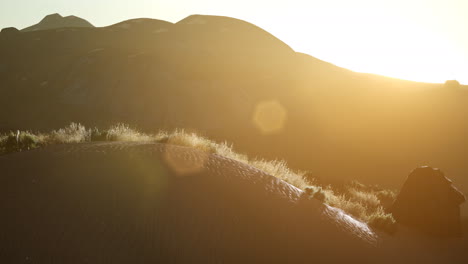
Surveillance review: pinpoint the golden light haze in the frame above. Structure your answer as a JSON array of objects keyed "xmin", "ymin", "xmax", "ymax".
[
  {"xmin": 1, "ymin": 0, "xmax": 467, "ymax": 84},
  {"xmin": 253, "ymin": 0, "xmax": 468, "ymax": 84}
]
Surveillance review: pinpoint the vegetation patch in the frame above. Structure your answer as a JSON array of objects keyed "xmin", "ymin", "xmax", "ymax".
[
  {"xmin": 0, "ymin": 131, "xmax": 41, "ymax": 153},
  {"xmin": 304, "ymin": 186, "xmax": 326, "ymax": 202},
  {"xmin": 48, "ymin": 122, "xmax": 90, "ymax": 143},
  {"xmin": 368, "ymin": 212, "xmax": 398, "ymax": 235},
  {"xmin": 105, "ymin": 123, "xmax": 155, "ymax": 142}
]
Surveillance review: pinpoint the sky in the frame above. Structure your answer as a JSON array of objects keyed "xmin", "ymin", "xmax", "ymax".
[{"xmin": 1, "ymin": 0, "xmax": 468, "ymax": 84}]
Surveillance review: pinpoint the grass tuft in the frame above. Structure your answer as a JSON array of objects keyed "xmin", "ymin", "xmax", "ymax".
[
  {"xmin": 90, "ymin": 128, "xmax": 108, "ymax": 141},
  {"xmin": 368, "ymin": 212, "xmax": 398, "ymax": 234},
  {"xmin": 105, "ymin": 123, "xmax": 154, "ymax": 142},
  {"xmin": 0, "ymin": 131, "xmax": 41, "ymax": 153},
  {"xmin": 49, "ymin": 123, "xmax": 89, "ymax": 143},
  {"xmin": 347, "ymin": 188, "xmax": 381, "ymax": 210},
  {"xmin": 161, "ymin": 129, "xmax": 217, "ymax": 153},
  {"xmin": 303, "ymin": 186, "xmax": 327, "ymax": 202},
  {"xmin": 250, "ymin": 159, "xmax": 310, "ymax": 190}
]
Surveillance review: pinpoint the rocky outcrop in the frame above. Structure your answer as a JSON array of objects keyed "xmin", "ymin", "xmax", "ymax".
[
  {"xmin": 445, "ymin": 80, "xmax": 461, "ymax": 89},
  {"xmin": 21, "ymin": 13, "xmax": 94, "ymax": 32},
  {"xmin": 391, "ymin": 166, "xmax": 466, "ymax": 237}
]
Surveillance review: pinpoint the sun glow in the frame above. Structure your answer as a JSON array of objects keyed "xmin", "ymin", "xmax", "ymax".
[
  {"xmin": 251, "ymin": 1, "xmax": 468, "ymax": 84},
  {"xmin": 1, "ymin": 0, "xmax": 467, "ymax": 84}
]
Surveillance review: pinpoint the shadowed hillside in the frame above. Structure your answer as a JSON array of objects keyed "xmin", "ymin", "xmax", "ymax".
[
  {"xmin": 2, "ymin": 139, "xmax": 468, "ymax": 262},
  {"xmin": 1, "ymin": 13, "xmax": 468, "ymax": 202},
  {"xmin": 0, "ymin": 123, "xmax": 401, "ymax": 232},
  {"xmin": 0, "ymin": 142, "xmax": 382, "ymax": 263}
]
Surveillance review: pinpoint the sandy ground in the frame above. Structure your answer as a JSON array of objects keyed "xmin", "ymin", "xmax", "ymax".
[{"xmin": 0, "ymin": 142, "xmax": 466, "ymax": 263}]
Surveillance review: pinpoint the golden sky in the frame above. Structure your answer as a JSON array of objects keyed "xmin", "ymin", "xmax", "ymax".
[{"xmin": 2, "ymin": 0, "xmax": 467, "ymax": 84}]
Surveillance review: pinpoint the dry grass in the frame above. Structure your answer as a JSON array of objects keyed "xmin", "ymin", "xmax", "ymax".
[
  {"xmin": 48, "ymin": 123, "xmax": 89, "ymax": 143},
  {"xmin": 160, "ymin": 129, "xmax": 218, "ymax": 153},
  {"xmin": 326, "ymin": 193, "xmax": 369, "ymax": 220},
  {"xmin": 106, "ymin": 123, "xmax": 154, "ymax": 142},
  {"xmin": 0, "ymin": 131, "xmax": 42, "ymax": 153},
  {"xmin": 250, "ymin": 159, "xmax": 310, "ymax": 190},
  {"xmin": 347, "ymin": 188, "xmax": 381, "ymax": 210},
  {"xmin": 368, "ymin": 211, "xmax": 398, "ymax": 234},
  {"xmin": 304, "ymin": 186, "xmax": 326, "ymax": 202},
  {"xmin": 213, "ymin": 142, "xmax": 249, "ymax": 163},
  {"xmin": 300, "ymin": 180, "xmax": 397, "ymax": 233},
  {"xmin": 0, "ymin": 123, "xmax": 397, "ymax": 232},
  {"xmin": 0, "ymin": 123, "xmax": 155, "ymax": 153}
]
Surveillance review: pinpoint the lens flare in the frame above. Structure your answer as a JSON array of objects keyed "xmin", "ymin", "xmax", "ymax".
[
  {"xmin": 163, "ymin": 143, "xmax": 209, "ymax": 176},
  {"xmin": 252, "ymin": 100, "xmax": 287, "ymax": 135}
]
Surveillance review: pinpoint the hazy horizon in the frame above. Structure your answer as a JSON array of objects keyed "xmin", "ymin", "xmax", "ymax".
[{"xmin": 1, "ymin": 0, "xmax": 467, "ymax": 84}]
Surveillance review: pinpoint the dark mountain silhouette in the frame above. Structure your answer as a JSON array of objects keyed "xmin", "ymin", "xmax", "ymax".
[
  {"xmin": 21, "ymin": 13, "xmax": 94, "ymax": 32},
  {"xmin": 1, "ymin": 14, "xmax": 468, "ymax": 200},
  {"xmin": 0, "ymin": 27, "xmax": 20, "ymax": 35}
]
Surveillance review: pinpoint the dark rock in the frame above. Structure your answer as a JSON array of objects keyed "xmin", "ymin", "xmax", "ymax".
[
  {"xmin": 391, "ymin": 166, "xmax": 465, "ymax": 237},
  {"xmin": 444, "ymin": 80, "xmax": 460, "ymax": 89}
]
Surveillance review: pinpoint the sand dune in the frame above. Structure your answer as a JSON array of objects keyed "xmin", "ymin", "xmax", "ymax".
[
  {"xmin": 1, "ymin": 142, "xmax": 380, "ymax": 263},
  {"xmin": 1, "ymin": 142, "xmax": 467, "ymax": 263}
]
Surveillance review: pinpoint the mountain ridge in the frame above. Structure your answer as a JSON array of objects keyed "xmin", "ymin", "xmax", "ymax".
[{"xmin": 21, "ymin": 13, "xmax": 94, "ymax": 32}]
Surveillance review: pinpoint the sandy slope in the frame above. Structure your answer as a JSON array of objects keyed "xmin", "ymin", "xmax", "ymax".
[{"xmin": 0, "ymin": 142, "xmax": 465, "ymax": 263}]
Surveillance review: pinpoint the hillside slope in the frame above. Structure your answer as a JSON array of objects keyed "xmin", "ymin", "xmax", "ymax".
[
  {"xmin": 1, "ymin": 14, "xmax": 467, "ymax": 196},
  {"xmin": 1, "ymin": 142, "xmax": 467, "ymax": 263},
  {"xmin": 0, "ymin": 142, "xmax": 379, "ymax": 263}
]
